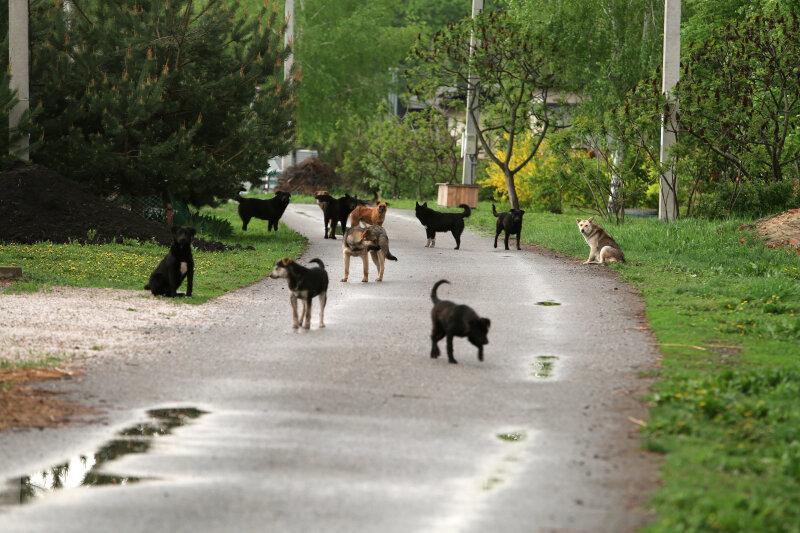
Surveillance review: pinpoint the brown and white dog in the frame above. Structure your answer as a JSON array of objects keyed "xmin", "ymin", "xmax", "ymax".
[
  {"xmin": 349, "ymin": 202, "xmax": 389, "ymax": 227},
  {"xmin": 341, "ymin": 225, "xmax": 397, "ymax": 282},
  {"xmin": 576, "ymin": 217, "xmax": 626, "ymax": 264}
]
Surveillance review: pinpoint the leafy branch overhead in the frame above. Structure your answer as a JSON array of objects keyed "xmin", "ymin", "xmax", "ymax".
[{"xmin": 407, "ymin": 10, "xmax": 566, "ymax": 209}]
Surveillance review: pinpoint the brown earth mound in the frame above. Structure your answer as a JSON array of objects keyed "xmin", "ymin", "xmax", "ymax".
[
  {"xmin": 0, "ymin": 163, "xmax": 237, "ymax": 251},
  {"xmin": 751, "ymin": 209, "xmax": 800, "ymax": 251},
  {"xmin": 278, "ymin": 157, "xmax": 340, "ymax": 194}
]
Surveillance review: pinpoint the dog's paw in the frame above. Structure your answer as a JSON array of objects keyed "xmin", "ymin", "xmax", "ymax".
[
  {"xmin": 292, "ymin": 323, "xmax": 300, "ymax": 329},
  {"xmin": 361, "ymin": 278, "xmax": 368, "ymax": 283},
  {"xmin": 339, "ymin": 277, "xmax": 348, "ymax": 282},
  {"xmin": 319, "ymin": 323, "xmax": 326, "ymax": 328}
]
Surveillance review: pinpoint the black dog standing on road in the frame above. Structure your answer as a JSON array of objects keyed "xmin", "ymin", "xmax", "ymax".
[
  {"xmin": 314, "ymin": 193, "xmax": 362, "ymax": 240},
  {"xmin": 429, "ymin": 279, "xmax": 491, "ymax": 364},
  {"xmin": 145, "ymin": 225, "xmax": 196, "ymax": 298},
  {"xmin": 269, "ymin": 257, "xmax": 329, "ymax": 329},
  {"xmin": 414, "ymin": 202, "xmax": 471, "ymax": 249},
  {"xmin": 235, "ymin": 190, "xmax": 291, "ymax": 231},
  {"xmin": 492, "ymin": 204, "xmax": 525, "ymax": 250}
]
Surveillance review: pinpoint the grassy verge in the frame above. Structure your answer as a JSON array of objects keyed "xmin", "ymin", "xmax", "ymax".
[
  {"xmin": 460, "ymin": 201, "xmax": 800, "ymax": 532},
  {"xmin": 0, "ymin": 199, "xmax": 306, "ymax": 305}
]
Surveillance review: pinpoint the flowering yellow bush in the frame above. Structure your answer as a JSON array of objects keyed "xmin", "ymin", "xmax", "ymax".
[{"xmin": 478, "ymin": 131, "xmax": 588, "ymax": 212}]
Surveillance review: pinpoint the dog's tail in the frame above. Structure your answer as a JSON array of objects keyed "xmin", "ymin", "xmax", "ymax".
[
  {"xmin": 458, "ymin": 204, "xmax": 471, "ymax": 218},
  {"xmin": 492, "ymin": 204, "xmax": 499, "ymax": 217},
  {"xmin": 309, "ymin": 258, "xmax": 325, "ymax": 269},
  {"xmin": 431, "ymin": 279, "xmax": 449, "ymax": 303},
  {"xmin": 385, "ymin": 249, "xmax": 398, "ymax": 261}
]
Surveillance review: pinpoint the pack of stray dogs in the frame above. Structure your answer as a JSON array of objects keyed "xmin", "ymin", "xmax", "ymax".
[{"xmin": 145, "ymin": 190, "xmax": 625, "ymax": 366}]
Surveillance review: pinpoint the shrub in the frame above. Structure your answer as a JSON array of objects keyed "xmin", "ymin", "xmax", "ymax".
[{"xmin": 695, "ymin": 180, "xmax": 800, "ymax": 219}]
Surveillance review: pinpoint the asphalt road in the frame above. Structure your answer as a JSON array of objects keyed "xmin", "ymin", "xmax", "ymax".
[{"xmin": 0, "ymin": 204, "xmax": 660, "ymax": 533}]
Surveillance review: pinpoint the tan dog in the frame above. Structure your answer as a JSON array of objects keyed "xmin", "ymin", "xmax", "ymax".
[
  {"xmin": 341, "ymin": 225, "xmax": 397, "ymax": 282},
  {"xmin": 349, "ymin": 202, "xmax": 389, "ymax": 227},
  {"xmin": 576, "ymin": 217, "xmax": 626, "ymax": 263},
  {"xmin": 314, "ymin": 190, "xmax": 330, "ymax": 213}
]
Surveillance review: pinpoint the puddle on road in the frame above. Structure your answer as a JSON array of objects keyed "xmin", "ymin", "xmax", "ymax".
[
  {"xmin": 496, "ymin": 431, "xmax": 527, "ymax": 443},
  {"xmin": 534, "ymin": 300, "xmax": 561, "ymax": 306},
  {"xmin": 530, "ymin": 356, "xmax": 559, "ymax": 379},
  {"xmin": 4, "ymin": 407, "xmax": 206, "ymax": 505}
]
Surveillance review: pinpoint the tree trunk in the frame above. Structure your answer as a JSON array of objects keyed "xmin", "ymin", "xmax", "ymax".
[{"xmin": 505, "ymin": 168, "xmax": 519, "ymax": 210}]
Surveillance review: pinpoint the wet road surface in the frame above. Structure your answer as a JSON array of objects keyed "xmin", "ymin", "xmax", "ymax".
[{"xmin": 0, "ymin": 205, "xmax": 660, "ymax": 532}]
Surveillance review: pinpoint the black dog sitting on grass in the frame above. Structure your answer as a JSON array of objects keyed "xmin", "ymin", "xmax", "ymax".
[
  {"xmin": 235, "ymin": 190, "xmax": 291, "ymax": 231},
  {"xmin": 429, "ymin": 279, "xmax": 491, "ymax": 364},
  {"xmin": 492, "ymin": 204, "xmax": 525, "ymax": 250},
  {"xmin": 145, "ymin": 226, "xmax": 196, "ymax": 298}
]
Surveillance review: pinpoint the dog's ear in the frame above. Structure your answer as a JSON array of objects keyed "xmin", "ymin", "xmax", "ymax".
[
  {"xmin": 280, "ymin": 257, "xmax": 292, "ymax": 266},
  {"xmin": 519, "ymin": 210, "xmax": 525, "ymax": 215},
  {"xmin": 482, "ymin": 318, "xmax": 491, "ymax": 330},
  {"xmin": 188, "ymin": 227, "xmax": 196, "ymax": 237},
  {"xmin": 576, "ymin": 218, "xmax": 582, "ymax": 223},
  {"xmin": 588, "ymin": 217, "xmax": 594, "ymax": 223},
  {"xmin": 171, "ymin": 225, "xmax": 178, "ymax": 235},
  {"xmin": 422, "ymin": 202, "xmax": 428, "ymax": 207}
]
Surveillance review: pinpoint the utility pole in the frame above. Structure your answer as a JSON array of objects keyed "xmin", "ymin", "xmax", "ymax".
[
  {"xmin": 8, "ymin": 0, "xmax": 30, "ymax": 161},
  {"xmin": 281, "ymin": 0, "xmax": 295, "ymax": 171},
  {"xmin": 461, "ymin": 0, "xmax": 483, "ymax": 186},
  {"xmin": 659, "ymin": 0, "xmax": 680, "ymax": 221},
  {"xmin": 284, "ymin": 0, "xmax": 294, "ymax": 82}
]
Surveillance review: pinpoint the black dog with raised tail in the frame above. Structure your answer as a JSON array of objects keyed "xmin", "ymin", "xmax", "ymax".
[{"xmin": 429, "ymin": 279, "xmax": 491, "ymax": 364}]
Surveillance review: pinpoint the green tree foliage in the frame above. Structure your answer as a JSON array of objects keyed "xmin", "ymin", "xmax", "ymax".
[
  {"xmin": 294, "ymin": 0, "xmax": 418, "ymax": 150},
  {"xmin": 342, "ymin": 107, "xmax": 460, "ymax": 200},
  {"xmin": 675, "ymin": 6, "xmax": 800, "ymax": 184},
  {"xmin": 28, "ymin": 0, "xmax": 295, "ymax": 206},
  {"xmin": 614, "ymin": 5, "xmax": 800, "ymax": 217},
  {"xmin": 409, "ymin": 9, "xmax": 565, "ymax": 210}
]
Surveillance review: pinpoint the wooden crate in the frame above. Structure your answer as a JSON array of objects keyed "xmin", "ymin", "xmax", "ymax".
[{"xmin": 436, "ymin": 183, "xmax": 479, "ymax": 208}]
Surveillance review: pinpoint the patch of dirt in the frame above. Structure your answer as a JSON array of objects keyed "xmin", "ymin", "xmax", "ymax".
[
  {"xmin": 0, "ymin": 366, "xmax": 95, "ymax": 431},
  {"xmin": 741, "ymin": 208, "xmax": 800, "ymax": 251},
  {"xmin": 0, "ymin": 162, "xmax": 241, "ymax": 251}
]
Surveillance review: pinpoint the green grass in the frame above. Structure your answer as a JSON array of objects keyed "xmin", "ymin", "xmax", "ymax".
[
  {"xmin": 0, "ymin": 199, "xmax": 306, "ymax": 305},
  {"xmin": 4, "ymin": 190, "xmax": 799, "ymax": 529},
  {"xmin": 460, "ymin": 200, "xmax": 800, "ymax": 532}
]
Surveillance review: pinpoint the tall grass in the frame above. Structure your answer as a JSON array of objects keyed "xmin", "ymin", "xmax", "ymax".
[{"xmin": 464, "ymin": 201, "xmax": 800, "ymax": 532}]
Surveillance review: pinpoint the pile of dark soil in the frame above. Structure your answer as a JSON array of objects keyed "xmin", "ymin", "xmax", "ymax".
[
  {"xmin": 278, "ymin": 157, "xmax": 340, "ymax": 194},
  {"xmin": 0, "ymin": 163, "xmax": 238, "ymax": 252}
]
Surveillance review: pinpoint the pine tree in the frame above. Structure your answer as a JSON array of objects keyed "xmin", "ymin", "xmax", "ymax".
[{"xmin": 29, "ymin": 0, "xmax": 296, "ymax": 205}]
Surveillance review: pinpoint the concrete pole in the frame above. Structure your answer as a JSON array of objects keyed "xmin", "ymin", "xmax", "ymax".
[
  {"xmin": 281, "ymin": 0, "xmax": 295, "ymax": 171},
  {"xmin": 9, "ymin": 0, "xmax": 30, "ymax": 161},
  {"xmin": 659, "ymin": 0, "xmax": 680, "ymax": 221},
  {"xmin": 461, "ymin": 0, "xmax": 483, "ymax": 186},
  {"xmin": 284, "ymin": 0, "xmax": 294, "ymax": 81}
]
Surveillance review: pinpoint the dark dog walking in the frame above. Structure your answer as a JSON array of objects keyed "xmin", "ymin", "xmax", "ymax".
[
  {"xmin": 269, "ymin": 258, "xmax": 329, "ymax": 330},
  {"xmin": 145, "ymin": 226, "xmax": 196, "ymax": 298},
  {"xmin": 315, "ymin": 193, "xmax": 362, "ymax": 239},
  {"xmin": 414, "ymin": 202, "xmax": 471, "ymax": 249},
  {"xmin": 429, "ymin": 279, "xmax": 491, "ymax": 364},
  {"xmin": 235, "ymin": 190, "xmax": 291, "ymax": 231},
  {"xmin": 492, "ymin": 204, "xmax": 525, "ymax": 250}
]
